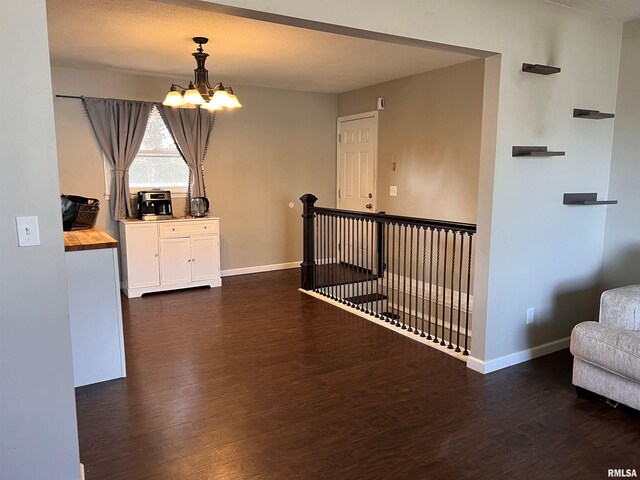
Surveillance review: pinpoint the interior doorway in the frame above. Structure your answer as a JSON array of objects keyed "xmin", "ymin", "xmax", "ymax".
[{"xmin": 336, "ymin": 112, "xmax": 378, "ymax": 213}]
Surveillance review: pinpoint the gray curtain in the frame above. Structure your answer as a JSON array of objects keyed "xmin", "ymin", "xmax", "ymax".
[
  {"xmin": 83, "ymin": 97, "xmax": 153, "ymax": 219},
  {"xmin": 156, "ymin": 105, "xmax": 215, "ymax": 201}
]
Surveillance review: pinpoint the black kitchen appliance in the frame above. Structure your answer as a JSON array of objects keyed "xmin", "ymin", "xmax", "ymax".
[{"xmin": 137, "ymin": 191, "xmax": 173, "ymax": 220}]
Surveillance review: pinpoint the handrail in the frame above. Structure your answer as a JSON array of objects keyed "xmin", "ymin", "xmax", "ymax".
[{"xmin": 311, "ymin": 206, "xmax": 477, "ymax": 233}]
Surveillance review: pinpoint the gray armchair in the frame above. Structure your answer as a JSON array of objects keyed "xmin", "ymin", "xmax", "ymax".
[{"xmin": 570, "ymin": 285, "xmax": 640, "ymax": 411}]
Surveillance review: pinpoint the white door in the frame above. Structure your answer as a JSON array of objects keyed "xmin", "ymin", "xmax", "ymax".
[
  {"xmin": 337, "ymin": 113, "xmax": 377, "ymax": 212},
  {"xmin": 124, "ymin": 223, "xmax": 160, "ymax": 288},
  {"xmin": 337, "ymin": 113, "xmax": 378, "ymax": 268},
  {"xmin": 191, "ymin": 235, "xmax": 220, "ymax": 282},
  {"xmin": 160, "ymin": 237, "xmax": 191, "ymax": 285}
]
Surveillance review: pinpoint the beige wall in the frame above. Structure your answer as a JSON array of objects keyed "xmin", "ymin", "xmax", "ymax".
[
  {"xmin": 602, "ymin": 19, "xmax": 640, "ymax": 289},
  {"xmin": 52, "ymin": 66, "xmax": 337, "ymax": 271},
  {"xmin": 338, "ymin": 59, "xmax": 484, "ymax": 224}
]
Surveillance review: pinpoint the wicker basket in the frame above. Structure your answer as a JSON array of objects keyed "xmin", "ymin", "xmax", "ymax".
[{"xmin": 61, "ymin": 195, "xmax": 100, "ymax": 231}]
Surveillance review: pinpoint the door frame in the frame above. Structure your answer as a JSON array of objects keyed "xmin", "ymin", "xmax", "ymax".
[{"xmin": 336, "ymin": 111, "xmax": 379, "ymax": 211}]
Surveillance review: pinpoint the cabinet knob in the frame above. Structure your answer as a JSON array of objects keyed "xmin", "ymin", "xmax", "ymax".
[
  {"xmin": 204, "ymin": 226, "xmax": 207, "ymax": 229},
  {"xmin": 172, "ymin": 228, "xmax": 176, "ymax": 231},
  {"xmin": 192, "ymin": 258, "xmax": 195, "ymax": 262},
  {"xmin": 155, "ymin": 253, "xmax": 158, "ymax": 257},
  {"xmin": 188, "ymin": 259, "xmax": 191, "ymax": 262}
]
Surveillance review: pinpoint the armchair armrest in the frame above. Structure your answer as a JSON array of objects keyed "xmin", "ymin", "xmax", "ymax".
[{"xmin": 599, "ymin": 285, "xmax": 640, "ymax": 331}]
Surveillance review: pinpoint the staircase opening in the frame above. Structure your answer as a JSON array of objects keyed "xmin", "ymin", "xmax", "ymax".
[{"xmin": 300, "ymin": 194, "xmax": 475, "ymax": 359}]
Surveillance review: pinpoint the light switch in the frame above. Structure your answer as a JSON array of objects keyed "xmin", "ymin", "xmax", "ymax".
[
  {"xmin": 16, "ymin": 216, "xmax": 40, "ymax": 247},
  {"xmin": 390, "ymin": 186, "xmax": 398, "ymax": 197}
]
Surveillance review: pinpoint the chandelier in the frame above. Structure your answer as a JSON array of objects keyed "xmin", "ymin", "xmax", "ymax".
[{"xmin": 162, "ymin": 37, "xmax": 241, "ymax": 111}]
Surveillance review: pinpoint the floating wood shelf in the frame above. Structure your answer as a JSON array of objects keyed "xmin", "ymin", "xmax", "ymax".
[
  {"xmin": 573, "ymin": 108, "xmax": 615, "ymax": 120},
  {"xmin": 522, "ymin": 63, "xmax": 561, "ymax": 75},
  {"xmin": 563, "ymin": 193, "xmax": 617, "ymax": 206},
  {"xmin": 512, "ymin": 146, "xmax": 566, "ymax": 157}
]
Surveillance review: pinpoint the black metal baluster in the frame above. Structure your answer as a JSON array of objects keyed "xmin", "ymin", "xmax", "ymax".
[
  {"xmin": 464, "ymin": 233, "xmax": 473, "ymax": 356},
  {"xmin": 328, "ymin": 214, "xmax": 333, "ymax": 298},
  {"xmin": 401, "ymin": 224, "xmax": 407, "ymax": 330},
  {"xmin": 314, "ymin": 213, "xmax": 318, "ymax": 292},
  {"xmin": 433, "ymin": 229, "xmax": 441, "ymax": 344},
  {"xmin": 384, "ymin": 221, "xmax": 390, "ymax": 322},
  {"xmin": 390, "ymin": 223, "xmax": 397, "ymax": 325},
  {"xmin": 421, "ymin": 227, "xmax": 427, "ymax": 337},
  {"xmin": 340, "ymin": 216, "xmax": 345, "ymax": 303},
  {"xmin": 448, "ymin": 232, "xmax": 456, "ymax": 350},
  {"xmin": 332, "ymin": 214, "xmax": 337, "ymax": 299},
  {"xmin": 322, "ymin": 214, "xmax": 327, "ymax": 297},
  {"xmin": 369, "ymin": 219, "xmax": 376, "ymax": 316},
  {"xmin": 352, "ymin": 217, "xmax": 357, "ymax": 307},
  {"xmin": 440, "ymin": 230, "xmax": 449, "ymax": 346},
  {"xmin": 356, "ymin": 218, "xmax": 362, "ymax": 310},
  {"xmin": 414, "ymin": 227, "xmax": 421, "ymax": 336},
  {"xmin": 427, "ymin": 227, "xmax": 434, "ymax": 340},
  {"xmin": 455, "ymin": 233, "xmax": 465, "ymax": 352},
  {"xmin": 407, "ymin": 225, "xmax": 414, "ymax": 332},
  {"xmin": 336, "ymin": 215, "xmax": 340, "ymax": 301},
  {"xmin": 349, "ymin": 217, "xmax": 355, "ymax": 306},
  {"xmin": 363, "ymin": 218, "xmax": 370, "ymax": 313}
]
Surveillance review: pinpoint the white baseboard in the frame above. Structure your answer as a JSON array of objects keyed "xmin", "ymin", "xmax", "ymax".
[
  {"xmin": 466, "ymin": 336, "xmax": 571, "ymax": 374},
  {"xmin": 221, "ymin": 261, "xmax": 300, "ymax": 277}
]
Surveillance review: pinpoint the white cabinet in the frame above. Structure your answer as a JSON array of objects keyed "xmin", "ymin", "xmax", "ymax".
[
  {"xmin": 120, "ymin": 218, "xmax": 221, "ymax": 297},
  {"xmin": 119, "ymin": 222, "xmax": 160, "ymax": 289},
  {"xmin": 160, "ymin": 237, "xmax": 192, "ymax": 285},
  {"xmin": 191, "ymin": 235, "xmax": 220, "ymax": 281},
  {"xmin": 66, "ymin": 243, "xmax": 126, "ymax": 387}
]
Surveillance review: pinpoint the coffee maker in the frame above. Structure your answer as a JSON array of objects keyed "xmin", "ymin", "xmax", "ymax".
[{"xmin": 137, "ymin": 191, "xmax": 173, "ymax": 220}]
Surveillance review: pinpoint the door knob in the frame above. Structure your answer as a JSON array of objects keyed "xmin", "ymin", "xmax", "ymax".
[{"xmin": 366, "ymin": 204, "xmax": 373, "ymax": 209}]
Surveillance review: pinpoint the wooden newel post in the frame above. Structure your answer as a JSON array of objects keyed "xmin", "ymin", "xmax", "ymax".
[{"xmin": 300, "ymin": 193, "xmax": 318, "ymax": 290}]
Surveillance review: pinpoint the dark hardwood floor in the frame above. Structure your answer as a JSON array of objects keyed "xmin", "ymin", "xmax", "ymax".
[{"xmin": 75, "ymin": 269, "xmax": 639, "ymax": 479}]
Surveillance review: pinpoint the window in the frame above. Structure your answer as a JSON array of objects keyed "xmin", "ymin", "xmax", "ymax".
[{"xmin": 128, "ymin": 106, "xmax": 189, "ymax": 194}]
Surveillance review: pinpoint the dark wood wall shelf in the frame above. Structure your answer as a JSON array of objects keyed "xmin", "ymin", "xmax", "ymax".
[
  {"xmin": 573, "ymin": 108, "xmax": 615, "ymax": 120},
  {"xmin": 512, "ymin": 146, "xmax": 566, "ymax": 157},
  {"xmin": 563, "ymin": 193, "xmax": 617, "ymax": 206},
  {"xmin": 522, "ymin": 63, "xmax": 561, "ymax": 75}
]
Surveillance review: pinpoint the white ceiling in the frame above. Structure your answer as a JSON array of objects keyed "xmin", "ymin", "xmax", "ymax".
[
  {"xmin": 545, "ymin": 0, "xmax": 640, "ymax": 21},
  {"xmin": 46, "ymin": 0, "xmax": 479, "ymax": 94}
]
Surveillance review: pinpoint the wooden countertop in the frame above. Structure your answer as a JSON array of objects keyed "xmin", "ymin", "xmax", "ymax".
[{"xmin": 64, "ymin": 227, "xmax": 118, "ymax": 252}]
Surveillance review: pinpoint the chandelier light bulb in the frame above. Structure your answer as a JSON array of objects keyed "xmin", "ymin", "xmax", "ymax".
[
  {"xmin": 162, "ymin": 85, "xmax": 183, "ymax": 107},
  {"xmin": 225, "ymin": 87, "xmax": 242, "ymax": 109},
  {"xmin": 183, "ymin": 82, "xmax": 205, "ymax": 105}
]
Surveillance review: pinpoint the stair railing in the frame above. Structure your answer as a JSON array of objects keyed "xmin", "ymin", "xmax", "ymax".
[{"xmin": 300, "ymin": 193, "xmax": 476, "ymax": 355}]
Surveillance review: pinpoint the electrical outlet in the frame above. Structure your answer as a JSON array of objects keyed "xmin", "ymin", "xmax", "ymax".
[
  {"xmin": 526, "ymin": 307, "xmax": 535, "ymax": 324},
  {"xmin": 390, "ymin": 185, "xmax": 398, "ymax": 197}
]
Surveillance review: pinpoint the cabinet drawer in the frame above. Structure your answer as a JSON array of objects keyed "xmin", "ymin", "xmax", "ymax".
[{"xmin": 159, "ymin": 220, "xmax": 218, "ymax": 238}]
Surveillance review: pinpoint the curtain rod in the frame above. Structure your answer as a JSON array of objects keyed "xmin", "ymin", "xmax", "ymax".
[{"xmin": 56, "ymin": 95, "xmax": 85, "ymax": 99}]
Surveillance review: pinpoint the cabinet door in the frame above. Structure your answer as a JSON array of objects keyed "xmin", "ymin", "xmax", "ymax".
[
  {"xmin": 191, "ymin": 235, "xmax": 220, "ymax": 282},
  {"xmin": 124, "ymin": 224, "xmax": 160, "ymax": 288},
  {"xmin": 160, "ymin": 237, "xmax": 192, "ymax": 286}
]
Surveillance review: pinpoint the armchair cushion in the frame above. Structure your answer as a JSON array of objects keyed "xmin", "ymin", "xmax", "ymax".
[{"xmin": 571, "ymin": 321, "xmax": 640, "ymax": 383}]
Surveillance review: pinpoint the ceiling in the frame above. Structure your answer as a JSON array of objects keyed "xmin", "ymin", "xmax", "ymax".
[
  {"xmin": 545, "ymin": 0, "xmax": 640, "ymax": 21},
  {"xmin": 46, "ymin": 0, "xmax": 479, "ymax": 94}
]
